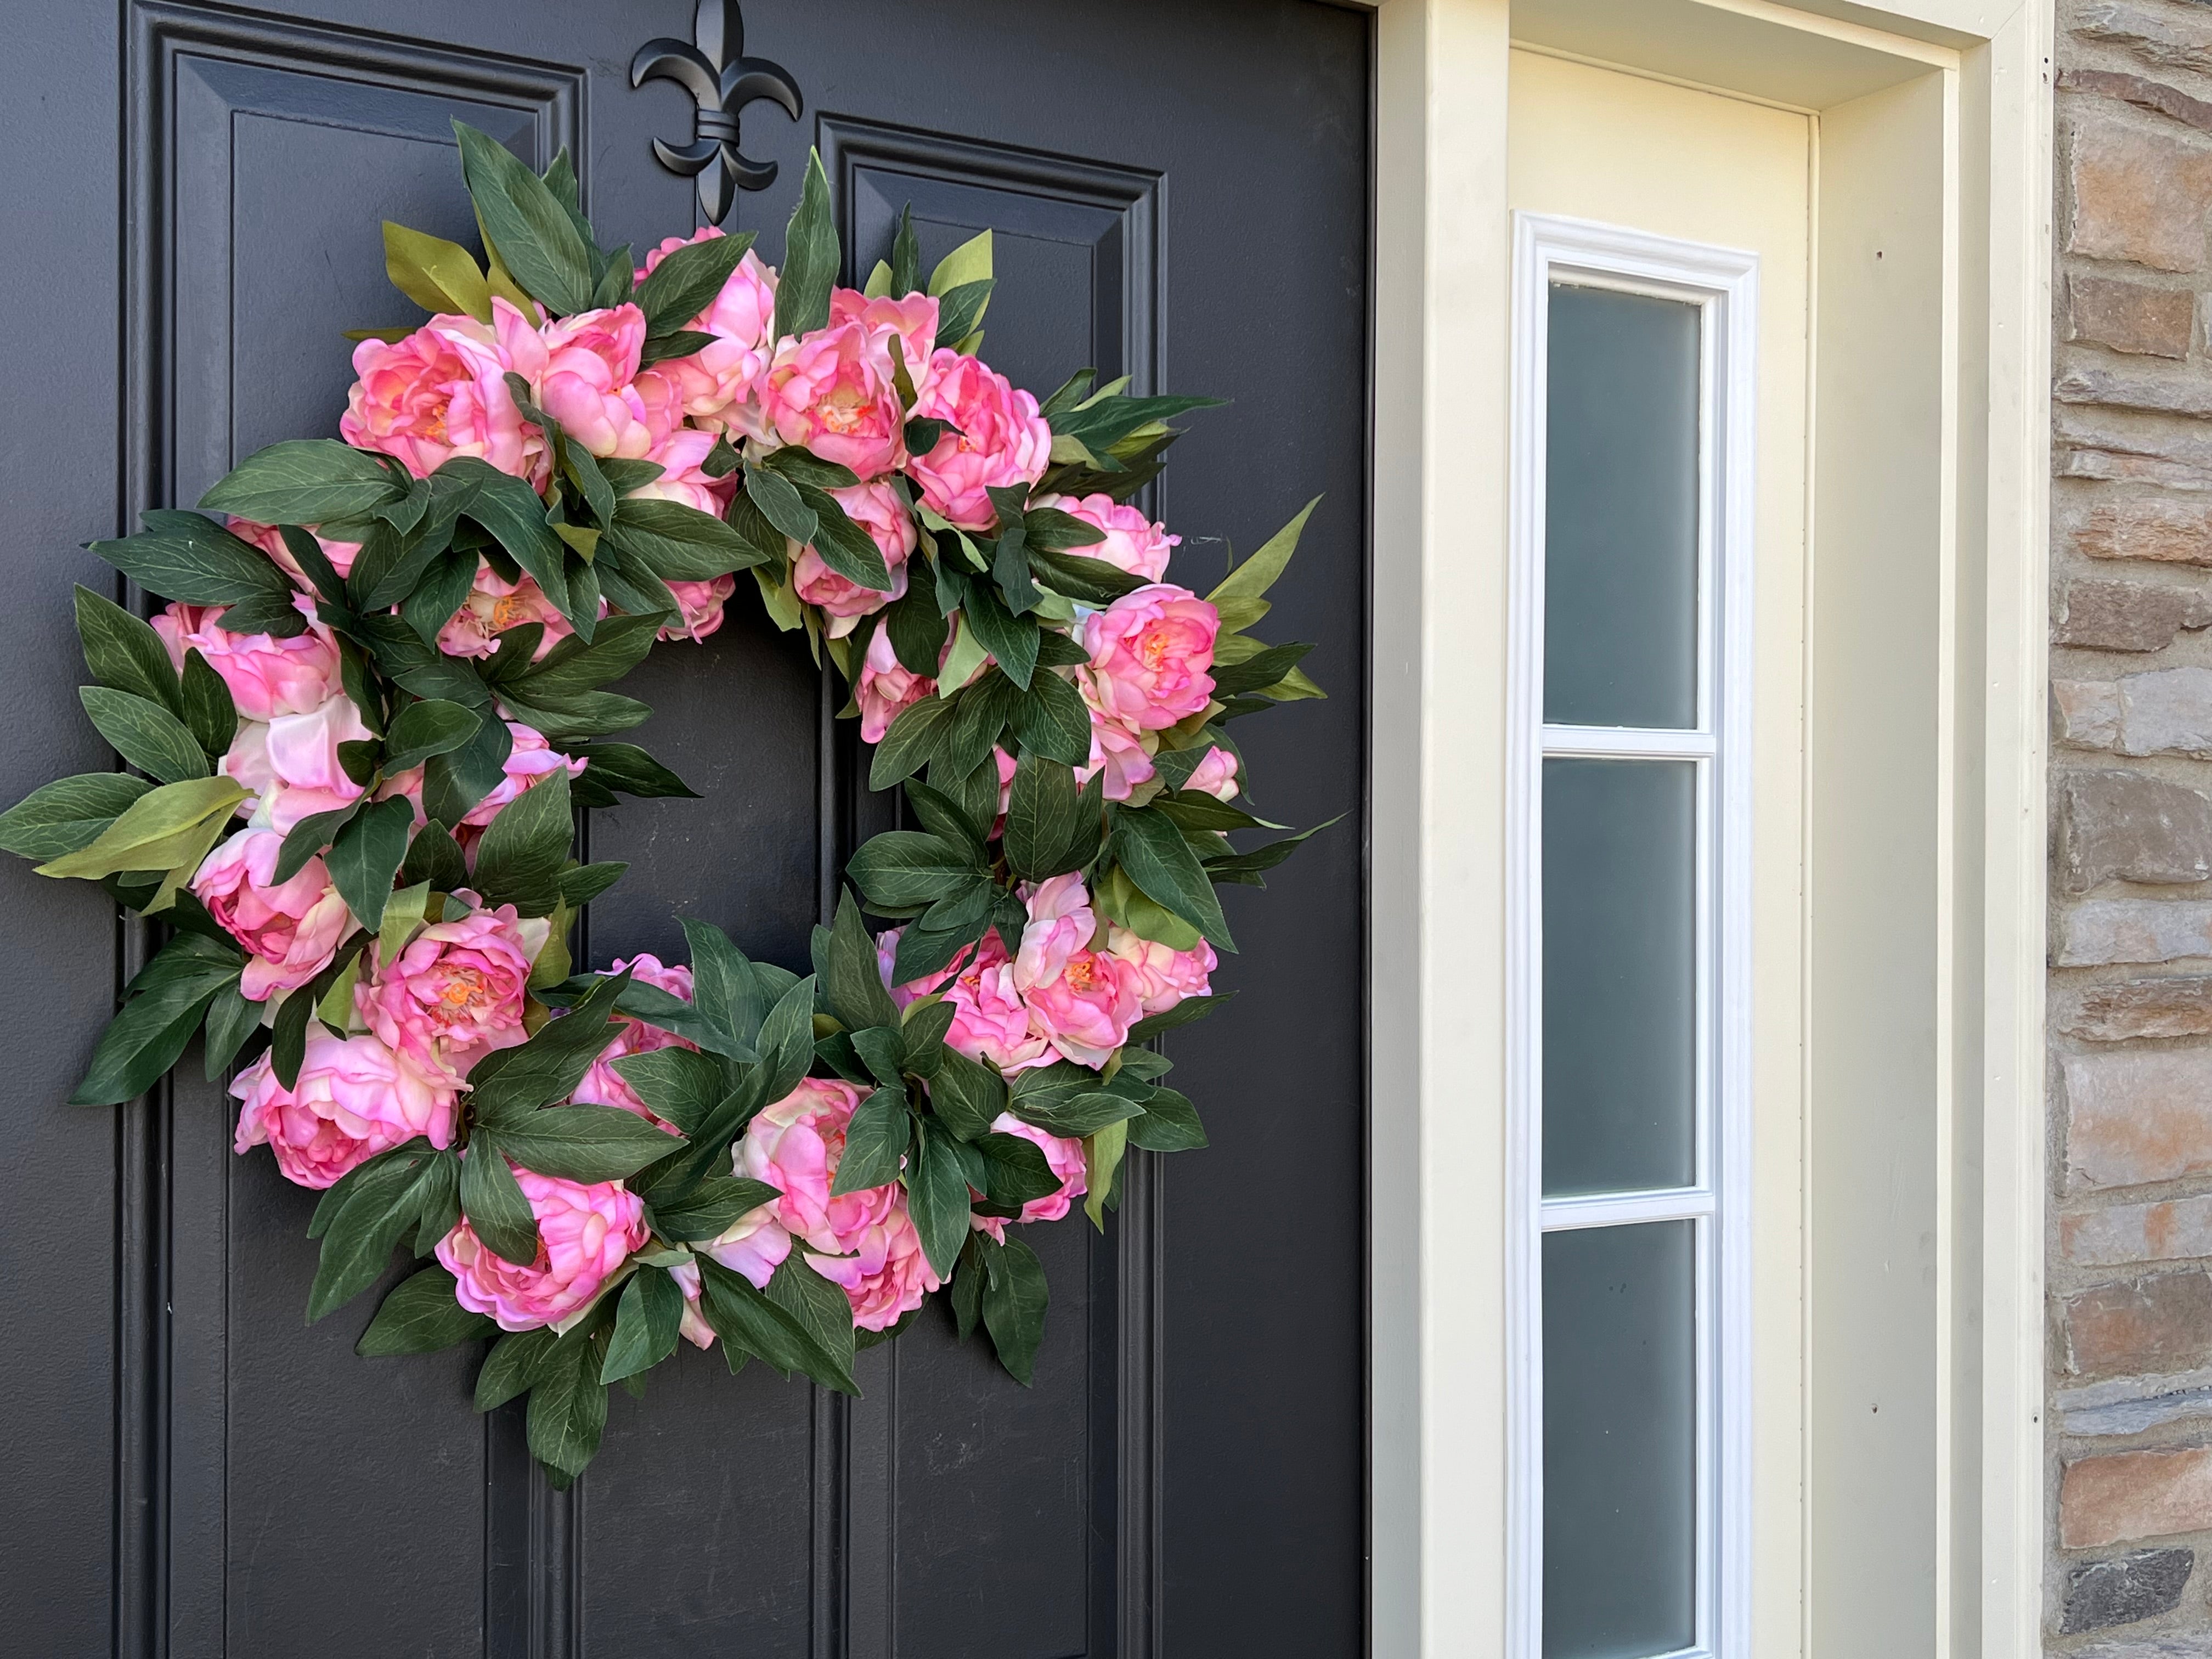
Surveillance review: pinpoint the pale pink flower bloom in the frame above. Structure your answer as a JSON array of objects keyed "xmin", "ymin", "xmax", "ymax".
[
  {"xmin": 905, "ymin": 350, "xmax": 1051, "ymax": 531},
  {"xmin": 696, "ymin": 1205, "xmax": 793, "ymax": 1291},
  {"xmin": 222, "ymin": 693, "xmax": 374, "ymax": 834},
  {"xmin": 1015, "ymin": 873, "xmax": 1096, "ymax": 990},
  {"xmin": 437, "ymin": 1164, "xmax": 647, "ymax": 1331},
  {"xmin": 736, "ymin": 1077, "xmax": 901, "ymax": 1256},
  {"xmin": 1181, "ymin": 744, "xmax": 1240, "ymax": 801},
  {"xmin": 1015, "ymin": 934, "xmax": 1143, "ymax": 1070},
  {"xmin": 457, "ymin": 723, "xmax": 586, "ymax": 830},
  {"xmin": 573, "ymin": 955, "xmax": 697, "ymax": 1131},
  {"xmin": 341, "ymin": 298, "xmax": 549, "ymax": 486},
  {"xmin": 970, "ymin": 1111, "xmax": 1087, "ymax": 1242},
  {"xmin": 437, "ymin": 564, "xmax": 573, "ymax": 661},
  {"xmin": 758, "ymin": 321, "xmax": 906, "ymax": 479},
  {"xmin": 882, "ymin": 926, "xmax": 1053, "ymax": 1074},
  {"xmin": 792, "ymin": 480, "xmax": 916, "ymax": 625},
  {"xmin": 811, "ymin": 1198, "xmax": 943, "ymax": 1331},
  {"xmin": 154, "ymin": 595, "xmax": 338, "ymax": 722},
  {"xmin": 1080, "ymin": 583, "xmax": 1220, "ymax": 732},
  {"xmin": 537, "ymin": 304, "xmax": 654, "ymax": 459},
  {"xmin": 1076, "ymin": 712, "xmax": 1157, "ymax": 803},
  {"xmin": 854, "ymin": 625, "xmax": 934, "ymax": 744},
  {"xmin": 1104, "ymin": 926, "xmax": 1217, "ymax": 1018},
  {"xmin": 232, "ymin": 1031, "xmax": 457, "ymax": 1189},
  {"xmin": 669, "ymin": 1259, "xmax": 720, "ymax": 1348},
  {"xmin": 636, "ymin": 231, "xmax": 778, "ymax": 436},
  {"xmin": 627, "ymin": 427, "xmax": 737, "ymax": 517},
  {"xmin": 657, "ymin": 577, "xmax": 738, "ymax": 644},
  {"xmin": 827, "ymin": 286, "xmax": 939, "ymax": 386},
  {"xmin": 191, "ymin": 826, "xmax": 353, "ymax": 1000},
  {"xmin": 1031, "ymin": 492, "xmax": 1178, "ymax": 583},
  {"xmin": 356, "ymin": 902, "xmax": 543, "ymax": 1084}
]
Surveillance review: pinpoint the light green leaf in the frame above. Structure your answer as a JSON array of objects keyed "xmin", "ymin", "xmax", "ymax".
[
  {"xmin": 382, "ymin": 222, "xmax": 493, "ymax": 320},
  {"xmin": 1207, "ymin": 495, "xmax": 1320, "ymax": 607}
]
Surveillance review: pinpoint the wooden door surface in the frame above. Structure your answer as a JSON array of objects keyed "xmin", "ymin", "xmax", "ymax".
[{"xmin": 0, "ymin": 2, "xmax": 1370, "ymax": 1653}]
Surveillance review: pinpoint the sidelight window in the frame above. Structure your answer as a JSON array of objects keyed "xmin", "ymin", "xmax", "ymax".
[{"xmin": 1508, "ymin": 216, "xmax": 1758, "ymax": 1659}]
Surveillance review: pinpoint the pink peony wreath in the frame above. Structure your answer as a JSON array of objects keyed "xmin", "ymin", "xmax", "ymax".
[{"xmin": 0, "ymin": 126, "xmax": 1331, "ymax": 1485}]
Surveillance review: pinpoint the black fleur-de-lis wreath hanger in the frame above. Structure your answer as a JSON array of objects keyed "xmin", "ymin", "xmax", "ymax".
[{"xmin": 631, "ymin": 0, "xmax": 803, "ymax": 225}]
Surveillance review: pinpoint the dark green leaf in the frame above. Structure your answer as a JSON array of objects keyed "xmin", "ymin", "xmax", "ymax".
[
  {"xmin": 179, "ymin": 650, "xmax": 239, "ymax": 760},
  {"xmin": 0, "ymin": 772, "xmax": 154, "ymax": 859},
  {"xmin": 421, "ymin": 708, "xmax": 512, "ymax": 827},
  {"xmin": 763, "ymin": 1251, "xmax": 860, "ymax": 1391},
  {"xmin": 325, "ymin": 797, "xmax": 414, "ymax": 935},
  {"xmin": 696, "ymin": 1255, "xmax": 859, "ymax": 1395},
  {"xmin": 980, "ymin": 1233, "xmax": 1048, "ymax": 1385},
  {"xmin": 1125, "ymin": 991, "xmax": 1233, "ymax": 1043},
  {"xmin": 270, "ymin": 980, "xmax": 313, "ymax": 1088},
  {"xmin": 867, "ymin": 693, "xmax": 957, "ymax": 791},
  {"xmin": 1114, "ymin": 806, "xmax": 1235, "ymax": 951},
  {"xmin": 1199, "ymin": 815, "xmax": 1339, "ymax": 885},
  {"xmin": 74, "ymin": 585, "xmax": 182, "ymax": 715},
  {"xmin": 793, "ymin": 482, "xmax": 892, "ymax": 590},
  {"xmin": 1026, "ymin": 545, "xmax": 1147, "ymax": 605},
  {"xmin": 357, "ymin": 1265, "xmax": 496, "ymax": 1356},
  {"xmin": 71, "ymin": 938, "xmax": 240, "ymax": 1105},
  {"xmin": 203, "ymin": 589, "xmax": 308, "ymax": 638},
  {"xmin": 650, "ymin": 1176, "xmax": 781, "ymax": 1243},
  {"xmin": 494, "ymin": 1105, "xmax": 685, "ymax": 1182},
  {"xmin": 307, "ymin": 1142, "xmax": 443, "ymax": 1319},
  {"xmin": 771, "ymin": 149, "xmax": 838, "ymax": 342},
  {"xmin": 608, "ymin": 1047, "xmax": 725, "ymax": 1135},
  {"xmin": 1124, "ymin": 1086, "xmax": 1207, "ymax": 1152},
  {"xmin": 1004, "ymin": 752, "xmax": 1085, "ymax": 882},
  {"xmin": 271, "ymin": 803, "xmax": 360, "ymax": 883},
  {"xmin": 470, "ymin": 769, "xmax": 574, "ymax": 914},
  {"xmin": 1007, "ymin": 1090, "xmax": 1145, "ymax": 1137},
  {"xmin": 832, "ymin": 1086, "xmax": 911, "ymax": 1194},
  {"xmin": 201, "ymin": 979, "xmax": 262, "ymax": 1078},
  {"xmin": 556, "ymin": 860, "xmax": 626, "ymax": 908},
  {"xmin": 454, "ymin": 120, "xmax": 596, "ymax": 315},
  {"xmin": 526, "ymin": 1338, "xmax": 609, "ymax": 1483},
  {"xmin": 278, "ymin": 525, "xmax": 349, "ymax": 611},
  {"xmin": 200, "ymin": 439, "xmax": 405, "ymax": 524},
  {"xmin": 459, "ymin": 1143, "xmax": 540, "ymax": 1266},
  {"xmin": 906, "ymin": 1119, "xmax": 973, "ymax": 1279},
  {"xmin": 601, "ymin": 1268, "xmax": 684, "ymax": 1383},
  {"xmin": 975, "ymin": 1131, "xmax": 1062, "ymax": 1206},
  {"xmin": 381, "ymin": 698, "xmax": 479, "ymax": 774},
  {"xmin": 760, "ymin": 446, "xmax": 862, "ymax": 491},
  {"xmin": 845, "ymin": 830, "xmax": 980, "ymax": 913},
  {"xmin": 885, "ymin": 572, "xmax": 950, "ymax": 676},
  {"xmin": 475, "ymin": 1327, "xmax": 563, "ymax": 1410},
  {"xmin": 444, "ymin": 459, "xmax": 577, "ymax": 630},
  {"xmin": 950, "ymin": 1233, "xmax": 986, "ymax": 1339},
  {"xmin": 961, "ymin": 584, "xmax": 1040, "ymax": 690},
  {"xmin": 1008, "ymin": 670, "xmax": 1091, "ymax": 767},
  {"xmin": 607, "ymin": 495, "xmax": 767, "ymax": 580},
  {"xmin": 827, "ymin": 889, "xmax": 901, "ymax": 1031},
  {"xmin": 398, "ymin": 819, "xmax": 468, "ymax": 891},
  {"xmin": 465, "ymin": 970, "xmax": 630, "ymax": 1125},
  {"xmin": 934, "ymin": 278, "xmax": 995, "ymax": 351},
  {"xmin": 635, "ymin": 228, "xmax": 759, "ymax": 334},
  {"xmin": 889, "ymin": 204, "xmax": 921, "ymax": 297},
  {"xmin": 1210, "ymin": 640, "xmax": 1316, "ymax": 698},
  {"xmin": 91, "ymin": 514, "xmax": 293, "ymax": 606},
  {"xmin": 80, "ymin": 687, "xmax": 210, "ymax": 784}
]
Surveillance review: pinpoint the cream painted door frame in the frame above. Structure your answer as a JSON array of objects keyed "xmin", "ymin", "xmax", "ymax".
[{"xmin": 1353, "ymin": 0, "xmax": 2054, "ymax": 1655}]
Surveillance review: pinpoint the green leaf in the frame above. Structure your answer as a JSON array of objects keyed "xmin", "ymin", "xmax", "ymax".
[
  {"xmin": 201, "ymin": 979, "xmax": 262, "ymax": 1078},
  {"xmin": 493, "ymin": 1105, "xmax": 685, "ymax": 1183},
  {"xmin": 398, "ymin": 819, "xmax": 468, "ymax": 892},
  {"xmin": 975, "ymin": 1131, "xmax": 1063, "ymax": 1206},
  {"xmin": 601, "ymin": 1268, "xmax": 683, "ymax": 1383},
  {"xmin": 867, "ymin": 693, "xmax": 958, "ymax": 791},
  {"xmin": 179, "ymin": 649, "xmax": 239, "ymax": 760},
  {"xmin": 453, "ymin": 120, "xmax": 596, "ymax": 315},
  {"xmin": 272, "ymin": 803, "xmax": 360, "ymax": 883},
  {"xmin": 927, "ymin": 229, "xmax": 993, "ymax": 301},
  {"xmin": 793, "ymin": 482, "xmax": 893, "ymax": 590},
  {"xmin": 607, "ymin": 495, "xmax": 768, "ymax": 580},
  {"xmin": 961, "ymin": 584, "xmax": 1040, "ymax": 691},
  {"xmin": 470, "ymin": 769, "xmax": 574, "ymax": 915},
  {"xmin": 200, "ymin": 439, "xmax": 405, "ymax": 524},
  {"xmin": 1124, "ymin": 1086, "xmax": 1207, "ymax": 1152},
  {"xmin": 1113, "ymin": 806, "xmax": 1235, "ymax": 952},
  {"xmin": 1008, "ymin": 669, "xmax": 1091, "ymax": 766},
  {"xmin": 763, "ymin": 1251, "xmax": 860, "ymax": 1392},
  {"xmin": 465, "ymin": 971, "xmax": 630, "ymax": 1125},
  {"xmin": 324, "ymin": 796, "xmax": 413, "ymax": 935},
  {"xmin": 381, "ymin": 698, "xmax": 479, "ymax": 774},
  {"xmin": 1210, "ymin": 640, "xmax": 1316, "ymax": 698},
  {"xmin": 634, "ymin": 227, "xmax": 758, "ymax": 334},
  {"xmin": 475, "ymin": 1327, "xmax": 563, "ymax": 1410},
  {"xmin": 556, "ymin": 860, "xmax": 626, "ymax": 908},
  {"xmin": 381, "ymin": 221, "xmax": 493, "ymax": 320},
  {"xmin": 91, "ymin": 513, "xmax": 294, "ymax": 606},
  {"xmin": 924, "ymin": 1053, "xmax": 1004, "ymax": 1141},
  {"xmin": 270, "ymin": 983, "xmax": 312, "ymax": 1088},
  {"xmin": 559, "ymin": 741, "xmax": 698, "ymax": 805},
  {"xmin": 951, "ymin": 1233, "xmax": 986, "ymax": 1338},
  {"xmin": 933, "ymin": 278, "xmax": 995, "ymax": 353},
  {"xmin": 1207, "ymin": 496, "xmax": 1321, "ymax": 606},
  {"xmin": 71, "ymin": 936, "xmax": 241, "ymax": 1104},
  {"xmin": 832, "ymin": 1086, "xmax": 911, "ymax": 1194},
  {"xmin": 421, "ymin": 708, "xmax": 512, "ymax": 827},
  {"xmin": 357, "ymin": 1265, "xmax": 496, "ymax": 1355},
  {"xmin": 743, "ymin": 462, "xmax": 816, "ymax": 546},
  {"xmin": 1025, "ymin": 544, "xmax": 1146, "ymax": 605},
  {"xmin": 1125, "ymin": 990, "xmax": 1233, "ymax": 1043},
  {"xmin": 80, "ymin": 687, "xmax": 210, "ymax": 784},
  {"xmin": 1004, "ymin": 753, "xmax": 1085, "ymax": 882},
  {"xmin": 1007, "ymin": 1090, "xmax": 1146, "ymax": 1138},
  {"xmin": 1084, "ymin": 1120, "xmax": 1129, "ymax": 1230},
  {"xmin": 680, "ymin": 916, "xmax": 768, "ymax": 1048},
  {"xmin": 650, "ymin": 1175, "xmax": 781, "ymax": 1243},
  {"xmin": 74, "ymin": 586, "xmax": 182, "ymax": 716},
  {"xmin": 845, "ymin": 830, "xmax": 981, "ymax": 914},
  {"xmin": 526, "ymin": 1338, "xmax": 609, "ymax": 1484},
  {"xmin": 35, "ymin": 773, "xmax": 244, "ymax": 901},
  {"xmin": 307, "ymin": 1143, "xmax": 444, "ymax": 1319},
  {"xmin": 827, "ymin": 888, "xmax": 901, "ymax": 1031},
  {"xmin": 444, "ymin": 459, "xmax": 576, "ymax": 630},
  {"xmin": 459, "ymin": 1144, "xmax": 540, "ymax": 1266},
  {"xmin": 906, "ymin": 1119, "xmax": 973, "ymax": 1279},
  {"xmin": 0, "ymin": 772, "xmax": 154, "ymax": 860},
  {"xmin": 980, "ymin": 1233, "xmax": 1049, "ymax": 1385},
  {"xmin": 695, "ymin": 1255, "xmax": 858, "ymax": 1395},
  {"xmin": 1200, "ymin": 815, "xmax": 1340, "ymax": 886},
  {"xmin": 772, "ymin": 149, "xmax": 839, "ymax": 342}
]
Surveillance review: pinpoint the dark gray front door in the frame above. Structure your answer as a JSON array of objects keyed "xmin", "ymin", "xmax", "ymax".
[{"xmin": 0, "ymin": 2, "xmax": 1370, "ymax": 1653}]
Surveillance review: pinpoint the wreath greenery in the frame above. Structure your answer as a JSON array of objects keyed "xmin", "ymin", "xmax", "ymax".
[{"xmin": 0, "ymin": 126, "xmax": 1329, "ymax": 1483}]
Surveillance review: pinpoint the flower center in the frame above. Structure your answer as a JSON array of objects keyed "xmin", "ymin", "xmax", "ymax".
[
  {"xmin": 819, "ymin": 394, "xmax": 865, "ymax": 436},
  {"xmin": 432, "ymin": 966, "xmax": 493, "ymax": 1023},
  {"xmin": 1064, "ymin": 956, "xmax": 1099, "ymax": 992},
  {"xmin": 490, "ymin": 594, "xmax": 532, "ymax": 629},
  {"xmin": 1137, "ymin": 625, "xmax": 1175, "ymax": 669}
]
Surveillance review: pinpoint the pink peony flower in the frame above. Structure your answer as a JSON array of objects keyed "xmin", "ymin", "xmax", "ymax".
[
  {"xmin": 1031, "ymin": 492, "xmax": 1178, "ymax": 583},
  {"xmin": 341, "ymin": 298, "xmax": 549, "ymax": 486},
  {"xmin": 1104, "ymin": 926, "xmax": 1216, "ymax": 1017},
  {"xmin": 232, "ymin": 1031, "xmax": 457, "ymax": 1189},
  {"xmin": 153, "ymin": 595, "xmax": 338, "ymax": 722},
  {"xmin": 537, "ymin": 304, "xmax": 655, "ymax": 458},
  {"xmin": 1181, "ymin": 744, "xmax": 1240, "ymax": 801},
  {"xmin": 458, "ymin": 723, "xmax": 586, "ymax": 830},
  {"xmin": 1015, "ymin": 873, "xmax": 1096, "ymax": 990},
  {"xmin": 1080, "ymin": 584, "xmax": 1220, "ymax": 732},
  {"xmin": 792, "ymin": 480, "xmax": 916, "ymax": 624},
  {"xmin": 970, "ymin": 1110, "xmax": 1087, "ymax": 1241},
  {"xmin": 884, "ymin": 926, "xmax": 1053, "ymax": 1073},
  {"xmin": 696, "ymin": 1204, "xmax": 792, "ymax": 1291},
  {"xmin": 192, "ymin": 826, "xmax": 354, "ymax": 1000},
  {"xmin": 905, "ymin": 351, "xmax": 1051, "ymax": 531},
  {"xmin": 573, "ymin": 954, "xmax": 697, "ymax": 1130},
  {"xmin": 855, "ymin": 625, "xmax": 934, "ymax": 744},
  {"xmin": 669, "ymin": 1259, "xmax": 720, "ymax": 1347},
  {"xmin": 221, "ymin": 693, "xmax": 373, "ymax": 834},
  {"xmin": 627, "ymin": 427, "xmax": 737, "ymax": 517},
  {"xmin": 810, "ymin": 1198, "xmax": 943, "ymax": 1331},
  {"xmin": 437, "ymin": 1164, "xmax": 647, "ymax": 1331},
  {"xmin": 636, "ymin": 230, "xmax": 778, "ymax": 435},
  {"xmin": 657, "ymin": 576, "xmax": 738, "ymax": 643},
  {"xmin": 228, "ymin": 518, "xmax": 362, "ymax": 586},
  {"xmin": 356, "ymin": 901, "xmax": 544, "ymax": 1082},
  {"xmin": 1014, "ymin": 933, "xmax": 1143, "ymax": 1069},
  {"xmin": 736, "ymin": 1076, "xmax": 901, "ymax": 1256},
  {"xmin": 437, "ymin": 565, "xmax": 574, "ymax": 661},
  {"xmin": 757, "ymin": 321, "xmax": 906, "ymax": 479},
  {"xmin": 1077, "ymin": 712, "xmax": 1157, "ymax": 803},
  {"xmin": 827, "ymin": 286, "xmax": 939, "ymax": 383}
]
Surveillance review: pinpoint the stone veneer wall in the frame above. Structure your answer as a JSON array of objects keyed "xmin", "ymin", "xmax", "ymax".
[{"xmin": 2051, "ymin": 2, "xmax": 2212, "ymax": 1649}]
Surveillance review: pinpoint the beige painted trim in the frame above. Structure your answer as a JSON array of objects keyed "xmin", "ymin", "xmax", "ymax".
[{"xmin": 1362, "ymin": 0, "xmax": 2051, "ymax": 1653}]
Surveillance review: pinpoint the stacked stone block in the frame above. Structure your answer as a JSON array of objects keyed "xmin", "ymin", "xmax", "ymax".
[{"xmin": 2052, "ymin": 4, "xmax": 2212, "ymax": 1649}]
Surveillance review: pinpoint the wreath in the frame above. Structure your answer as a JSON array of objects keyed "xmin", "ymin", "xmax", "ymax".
[{"xmin": 0, "ymin": 126, "xmax": 1329, "ymax": 1485}]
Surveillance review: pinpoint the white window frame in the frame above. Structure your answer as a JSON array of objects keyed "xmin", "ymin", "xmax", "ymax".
[{"xmin": 1505, "ymin": 212, "xmax": 1759, "ymax": 1659}]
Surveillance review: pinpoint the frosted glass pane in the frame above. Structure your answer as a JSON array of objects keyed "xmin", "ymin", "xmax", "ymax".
[
  {"xmin": 1543, "ymin": 1221, "xmax": 1697, "ymax": 1659},
  {"xmin": 1542, "ymin": 758, "xmax": 1697, "ymax": 1195},
  {"xmin": 1544, "ymin": 283, "xmax": 1700, "ymax": 730}
]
